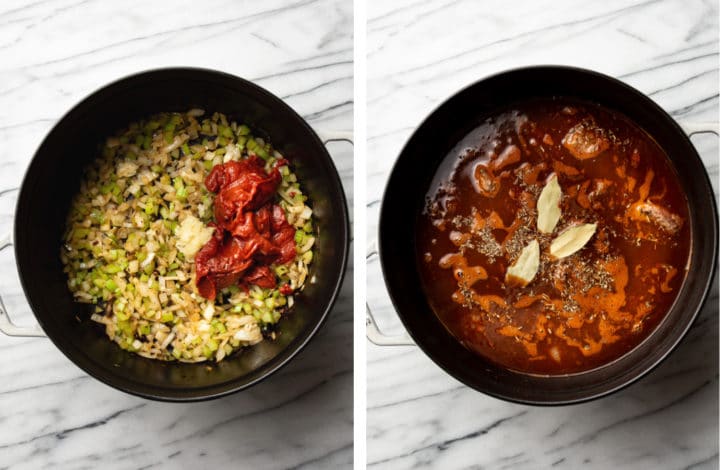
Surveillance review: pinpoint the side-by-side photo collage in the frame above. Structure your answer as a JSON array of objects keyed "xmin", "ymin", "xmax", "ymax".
[{"xmin": 0, "ymin": 0, "xmax": 717, "ymax": 469}]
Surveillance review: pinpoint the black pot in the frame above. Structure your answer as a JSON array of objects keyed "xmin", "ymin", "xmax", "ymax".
[
  {"xmin": 370, "ymin": 65, "xmax": 717, "ymax": 405},
  {"xmin": 0, "ymin": 68, "xmax": 350, "ymax": 401}
]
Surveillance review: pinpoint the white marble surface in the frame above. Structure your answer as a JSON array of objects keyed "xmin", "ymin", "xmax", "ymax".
[
  {"xmin": 0, "ymin": 1, "xmax": 352, "ymax": 469},
  {"xmin": 367, "ymin": 0, "xmax": 718, "ymax": 468}
]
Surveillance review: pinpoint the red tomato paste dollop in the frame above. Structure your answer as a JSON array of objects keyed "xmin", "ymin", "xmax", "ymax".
[{"xmin": 195, "ymin": 156, "xmax": 296, "ymax": 300}]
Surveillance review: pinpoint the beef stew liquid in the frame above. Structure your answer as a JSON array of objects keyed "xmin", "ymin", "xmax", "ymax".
[{"xmin": 416, "ymin": 99, "xmax": 691, "ymax": 375}]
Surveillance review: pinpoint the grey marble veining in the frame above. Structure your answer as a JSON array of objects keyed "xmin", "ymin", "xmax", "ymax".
[
  {"xmin": 0, "ymin": 1, "xmax": 352, "ymax": 469},
  {"xmin": 367, "ymin": 0, "xmax": 718, "ymax": 468}
]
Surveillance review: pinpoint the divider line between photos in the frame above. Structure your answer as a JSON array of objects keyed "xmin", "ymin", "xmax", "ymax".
[{"xmin": 353, "ymin": 0, "xmax": 367, "ymax": 468}]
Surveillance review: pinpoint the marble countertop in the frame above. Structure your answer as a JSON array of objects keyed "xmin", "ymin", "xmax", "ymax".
[
  {"xmin": 0, "ymin": 1, "xmax": 352, "ymax": 469},
  {"xmin": 367, "ymin": 0, "xmax": 718, "ymax": 468}
]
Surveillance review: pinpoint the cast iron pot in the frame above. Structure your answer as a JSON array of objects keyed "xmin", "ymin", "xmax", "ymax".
[
  {"xmin": 0, "ymin": 67, "xmax": 350, "ymax": 401},
  {"xmin": 367, "ymin": 65, "xmax": 717, "ymax": 405}
]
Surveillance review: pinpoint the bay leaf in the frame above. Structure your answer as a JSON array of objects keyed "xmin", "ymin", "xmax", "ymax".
[
  {"xmin": 505, "ymin": 239, "xmax": 540, "ymax": 286},
  {"xmin": 549, "ymin": 223, "xmax": 597, "ymax": 259},
  {"xmin": 537, "ymin": 173, "xmax": 562, "ymax": 233}
]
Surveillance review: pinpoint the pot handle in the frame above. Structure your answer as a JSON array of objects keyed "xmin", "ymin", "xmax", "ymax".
[
  {"xmin": 0, "ymin": 233, "xmax": 45, "ymax": 337},
  {"xmin": 316, "ymin": 130, "xmax": 354, "ymax": 145},
  {"xmin": 366, "ymin": 241, "xmax": 414, "ymax": 346},
  {"xmin": 679, "ymin": 121, "xmax": 719, "ymax": 137}
]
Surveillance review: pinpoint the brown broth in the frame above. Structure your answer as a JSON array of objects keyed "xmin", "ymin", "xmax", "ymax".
[{"xmin": 416, "ymin": 98, "xmax": 691, "ymax": 375}]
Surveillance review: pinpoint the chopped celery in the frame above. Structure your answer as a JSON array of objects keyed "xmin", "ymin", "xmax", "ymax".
[
  {"xmin": 143, "ymin": 259, "xmax": 155, "ymax": 275},
  {"xmin": 163, "ymin": 220, "xmax": 178, "ymax": 233},
  {"xmin": 294, "ymin": 230, "xmax": 305, "ymax": 244},
  {"xmin": 117, "ymin": 320, "xmax": 133, "ymax": 337},
  {"xmin": 219, "ymin": 125, "xmax": 233, "ymax": 138},
  {"xmin": 250, "ymin": 287, "xmax": 266, "ymax": 300},
  {"xmin": 255, "ymin": 147, "xmax": 269, "ymax": 160},
  {"xmin": 104, "ymin": 263, "xmax": 122, "ymax": 274},
  {"xmin": 90, "ymin": 210, "xmax": 105, "ymax": 225},
  {"xmin": 72, "ymin": 228, "xmax": 90, "ymax": 240},
  {"xmin": 160, "ymin": 311, "xmax": 174, "ymax": 323},
  {"xmin": 145, "ymin": 200, "xmax": 158, "ymax": 216}
]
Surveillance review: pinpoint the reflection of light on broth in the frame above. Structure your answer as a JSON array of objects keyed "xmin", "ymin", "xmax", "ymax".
[{"xmin": 417, "ymin": 99, "xmax": 691, "ymax": 375}]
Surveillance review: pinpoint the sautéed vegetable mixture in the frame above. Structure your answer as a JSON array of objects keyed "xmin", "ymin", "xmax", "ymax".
[{"xmin": 61, "ymin": 110, "xmax": 315, "ymax": 363}]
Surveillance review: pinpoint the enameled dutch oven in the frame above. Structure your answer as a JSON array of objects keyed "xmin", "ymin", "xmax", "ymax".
[
  {"xmin": 0, "ymin": 68, "xmax": 350, "ymax": 402},
  {"xmin": 367, "ymin": 66, "xmax": 717, "ymax": 405}
]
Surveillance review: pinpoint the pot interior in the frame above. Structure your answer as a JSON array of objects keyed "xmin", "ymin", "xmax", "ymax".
[
  {"xmin": 15, "ymin": 68, "xmax": 348, "ymax": 401},
  {"xmin": 379, "ymin": 66, "xmax": 717, "ymax": 404}
]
